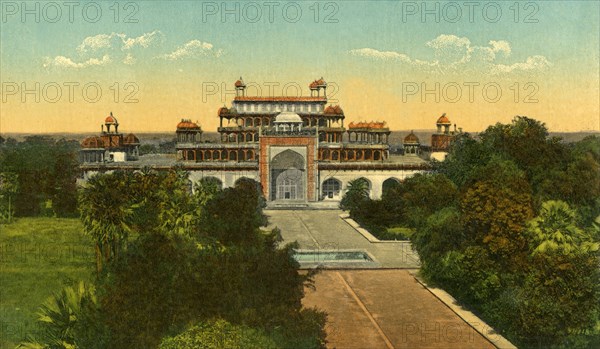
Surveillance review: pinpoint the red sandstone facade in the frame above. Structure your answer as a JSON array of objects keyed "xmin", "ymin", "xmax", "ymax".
[{"xmin": 259, "ymin": 135, "xmax": 318, "ymax": 201}]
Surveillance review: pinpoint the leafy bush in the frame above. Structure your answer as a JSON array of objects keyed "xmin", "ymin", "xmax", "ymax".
[
  {"xmin": 159, "ymin": 319, "xmax": 278, "ymax": 349},
  {"xmin": 18, "ymin": 282, "xmax": 108, "ymax": 349}
]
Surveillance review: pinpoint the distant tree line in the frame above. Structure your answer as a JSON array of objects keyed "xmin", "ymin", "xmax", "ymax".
[
  {"xmin": 0, "ymin": 136, "xmax": 80, "ymax": 220},
  {"xmin": 342, "ymin": 116, "xmax": 600, "ymax": 349},
  {"xmin": 0, "ymin": 135, "xmax": 178, "ymax": 222},
  {"xmin": 19, "ymin": 171, "xmax": 326, "ymax": 349},
  {"xmin": 139, "ymin": 138, "xmax": 177, "ymax": 155}
]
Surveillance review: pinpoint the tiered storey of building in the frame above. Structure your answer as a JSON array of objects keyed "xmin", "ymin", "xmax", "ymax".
[{"xmin": 176, "ymin": 77, "xmax": 390, "ymax": 163}]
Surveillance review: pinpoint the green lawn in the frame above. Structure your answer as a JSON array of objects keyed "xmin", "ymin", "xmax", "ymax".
[
  {"xmin": 370, "ymin": 226, "xmax": 414, "ymax": 241},
  {"xmin": 0, "ymin": 217, "xmax": 94, "ymax": 349}
]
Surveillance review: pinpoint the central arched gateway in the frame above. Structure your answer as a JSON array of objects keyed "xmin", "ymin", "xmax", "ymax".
[{"xmin": 270, "ymin": 149, "xmax": 306, "ymax": 201}]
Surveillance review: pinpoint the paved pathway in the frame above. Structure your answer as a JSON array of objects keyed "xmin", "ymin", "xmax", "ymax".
[
  {"xmin": 267, "ymin": 210, "xmax": 507, "ymax": 349},
  {"xmin": 265, "ymin": 209, "xmax": 420, "ymax": 268},
  {"xmin": 303, "ymin": 270, "xmax": 497, "ymax": 349}
]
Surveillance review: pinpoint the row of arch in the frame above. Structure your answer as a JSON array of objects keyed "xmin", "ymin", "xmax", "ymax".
[
  {"xmin": 220, "ymin": 116, "xmax": 344, "ymax": 128},
  {"xmin": 347, "ymin": 131, "xmax": 390, "ymax": 144},
  {"xmin": 219, "ymin": 131, "xmax": 346, "ymax": 144},
  {"xmin": 318, "ymin": 148, "xmax": 388, "ymax": 161},
  {"xmin": 181, "ymin": 148, "xmax": 390, "ymax": 162},
  {"xmin": 221, "ymin": 132, "xmax": 259, "ymax": 143},
  {"xmin": 319, "ymin": 132, "xmax": 343, "ymax": 143},
  {"xmin": 232, "ymin": 102, "xmax": 323, "ymax": 114},
  {"xmin": 187, "ymin": 176, "xmax": 258, "ymax": 194},
  {"xmin": 79, "ymin": 148, "xmax": 139, "ymax": 163},
  {"xmin": 320, "ymin": 177, "xmax": 401, "ymax": 199},
  {"xmin": 181, "ymin": 148, "xmax": 257, "ymax": 162},
  {"xmin": 187, "ymin": 175, "xmax": 402, "ymax": 201}
]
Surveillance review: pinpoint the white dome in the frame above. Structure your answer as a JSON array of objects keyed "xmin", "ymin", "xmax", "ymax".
[{"xmin": 274, "ymin": 111, "xmax": 302, "ymax": 123}]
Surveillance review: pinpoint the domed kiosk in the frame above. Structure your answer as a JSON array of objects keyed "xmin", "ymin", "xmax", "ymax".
[
  {"xmin": 273, "ymin": 111, "xmax": 303, "ymax": 133},
  {"xmin": 403, "ymin": 131, "xmax": 421, "ymax": 155},
  {"xmin": 79, "ymin": 112, "xmax": 140, "ymax": 163}
]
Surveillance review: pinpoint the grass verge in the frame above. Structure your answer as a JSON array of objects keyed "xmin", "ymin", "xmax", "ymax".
[{"xmin": 0, "ymin": 217, "xmax": 94, "ymax": 348}]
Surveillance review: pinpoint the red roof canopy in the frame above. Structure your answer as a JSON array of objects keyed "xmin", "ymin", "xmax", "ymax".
[
  {"xmin": 81, "ymin": 136, "xmax": 105, "ymax": 148},
  {"xmin": 436, "ymin": 113, "xmax": 451, "ymax": 124},
  {"xmin": 177, "ymin": 120, "xmax": 201, "ymax": 130}
]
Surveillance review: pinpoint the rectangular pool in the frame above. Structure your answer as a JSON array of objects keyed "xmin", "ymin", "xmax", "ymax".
[
  {"xmin": 293, "ymin": 249, "xmax": 378, "ymax": 268},
  {"xmin": 294, "ymin": 250, "xmax": 372, "ymax": 262}
]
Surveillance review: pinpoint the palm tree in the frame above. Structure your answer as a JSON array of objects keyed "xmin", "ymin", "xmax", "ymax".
[
  {"xmin": 527, "ymin": 200, "xmax": 599, "ymax": 256},
  {"xmin": 17, "ymin": 282, "xmax": 99, "ymax": 349},
  {"xmin": 156, "ymin": 169, "xmax": 201, "ymax": 236},
  {"xmin": 339, "ymin": 178, "xmax": 370, "ymax": 212},
  {"xmin": 78, "ymin": 172, "xmax": 133, "ymax": 274}
]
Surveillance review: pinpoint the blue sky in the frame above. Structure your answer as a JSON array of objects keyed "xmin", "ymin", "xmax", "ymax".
[{"xmin": 1, "ymin": 1, "xmax": 599, "ymax": 132}]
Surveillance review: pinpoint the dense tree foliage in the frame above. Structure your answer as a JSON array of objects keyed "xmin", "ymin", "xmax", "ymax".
[
  {"xmin": 460, "ymin": 158, "xmax": 534, "ymax": 271},
  {"xmin": 344, "ymin": 174, "xmax": 459, "ymax": 239},
  {"xmin": 200, "ymin": 177, "xmax": 267, "ymax": 246},
  {"xmin": 342, "ymin": 116, "xmax": 600, "ymax": 348},
  {"xmin": 138, "ymin": 144, "xmax": 158, "ymax": 155},
  {"xmin": 388, "ymin": 173, "xmax": 459, "ymax": 228},
  {"xmin": 25, "ymin": 170, "xmax": 326, "ymax": 348},
  {"xmin": 0, "ymin": 136, "xmax": 79, "ymax": 217}
]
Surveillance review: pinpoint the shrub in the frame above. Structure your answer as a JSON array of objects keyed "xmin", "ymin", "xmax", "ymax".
[
  {"xmin": 159, "ymin": 319, "xmax": 279, "ymax": 349},
  {"xmin": 17, "ymin": 282, "xmax": 108, "ymax": 349}
]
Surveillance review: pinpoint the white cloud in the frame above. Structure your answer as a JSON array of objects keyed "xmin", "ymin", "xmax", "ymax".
[
  {"xmin": 47, "ymin": 31, "xmax": 167, "ymax": 68},
  {"xmin": 426, "ymin": 34, "xmax": 471, "ymax": 50},
  {"xmin": 43, "ymin": 54, "xmax": 112, "ymax": 69},
  {"xmin": 77, "ymin": 33, "xmax": 120, "ymax": 53},
  {"xmin": 121, "ymin": 30, "xmax": 162, "ymax": 50},
  {"xmin": 159, "ymin": 40, "xmax": 221, "ymax": 60},
  {"xmin": 348, "ymin": 48, "xmax": 412, "ymax": 62},
  {"xmin": 46, "ymin": 32, "xmax": 220, "ymax": 69},
  {"xmin": 489, "ymin": 40, "xmax": 511, "ymax": 55},
  {"xmin": 426, "ymin": 35, "xmax": 473, "ymax": 66},
  {"xmin": 76, "ymin": 31, "xmax": 162, "ymax": 54},
  {"xmin": 123, "ymin": 53, "xmax": 136, "ymax": 65},
  {"xmin": 349, "ymin": 34, "xmax": 549, "ymax": 75},
  {"xmin": 492, "ymin": 55, "xmax": 552, "ymax": 74}
]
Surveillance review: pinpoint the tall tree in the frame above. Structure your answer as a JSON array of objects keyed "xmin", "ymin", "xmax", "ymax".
[
  {"xmin": 436, "ymin": 133, "xmax": 493, "ymax": 188},
  {"xmin": 0, "ymin": 172, "xmax": 18, "ymax": 222},
  {"xmin": 78, "ymin": 171, "xmax": 133, "ymax": 274},
  {"xmin": 389, "ymin": 173, "xmax": 459, "ymax": 228},
  {"xmin": 461, "ymin": 159, "xmax": 533, "ymax": 270},
  {"xmin": 51, "ymin": 140, "xmax": 80, "ymax": 217},
  {"xmin": 200, "ymin": 179, "xmax": 266, "ymax": 245}
]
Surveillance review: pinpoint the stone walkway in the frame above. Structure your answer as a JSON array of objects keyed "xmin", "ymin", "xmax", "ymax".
[
  {"xmin": 265, "ymin": 209, "xmax": 420, "ymax": 268},
  {"xmin": 267, "ymin": 209, "xmax": 511, "ymax": 349},
  {"xmin": 303, "ymin": 270, "xmax": 497, "ymax": 349}
]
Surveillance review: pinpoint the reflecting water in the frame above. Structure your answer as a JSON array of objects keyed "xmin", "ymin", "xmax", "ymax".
[{"xmin": 294, "ymin": 250, "xmax": 373, "ymax": 262}]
